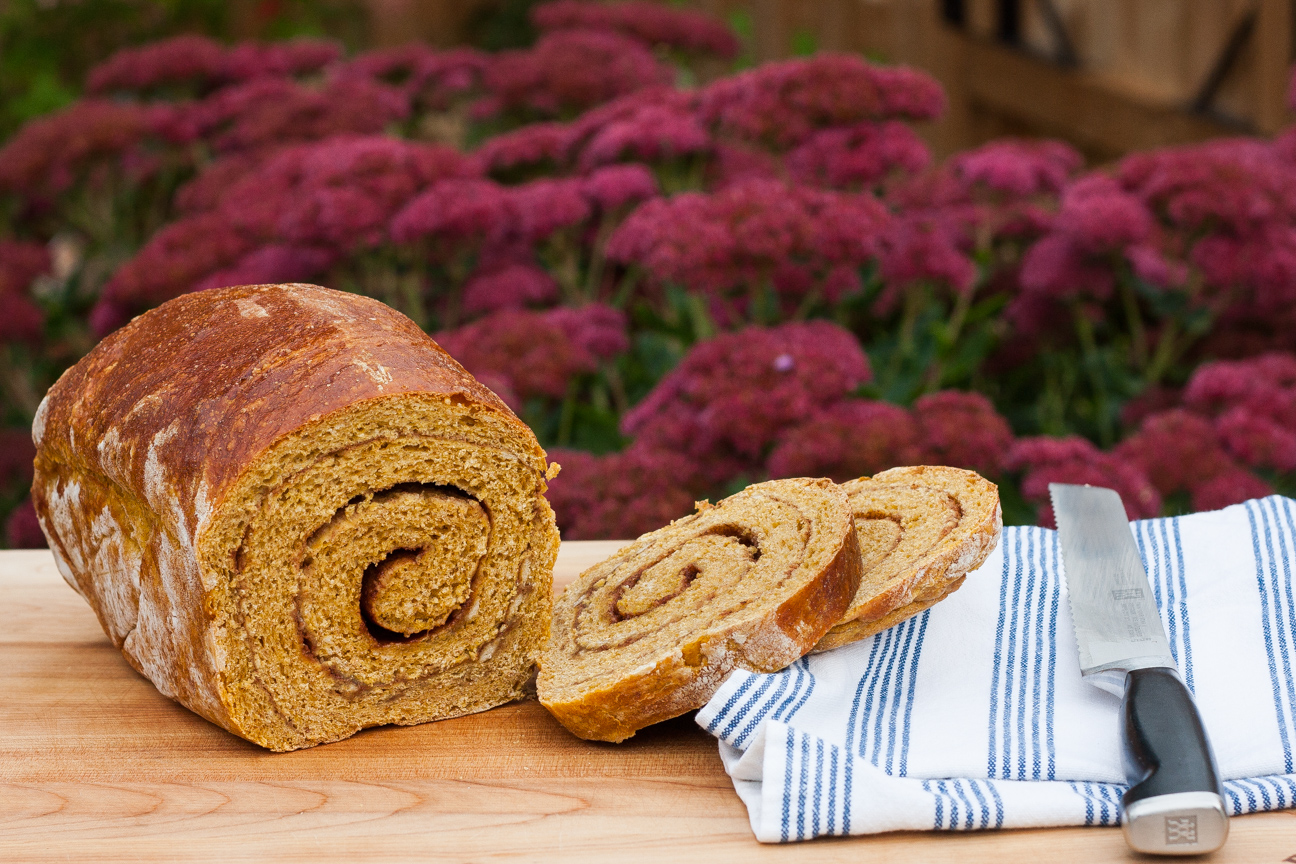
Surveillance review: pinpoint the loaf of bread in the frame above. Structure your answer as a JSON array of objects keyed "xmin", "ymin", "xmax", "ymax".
[
  {"xmin": 539, "ymin": 478, "xmax": 861, "ymax": 742},
  {"xmin": 32, "ymin": 283, "xmax": 559, "ymax": 751},
  {"xmin": 814, "ymin": 465, "xmax": 1001, "ymax": 652}
]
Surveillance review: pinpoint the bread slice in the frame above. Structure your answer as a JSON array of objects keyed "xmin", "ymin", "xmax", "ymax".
[
  {"xmin": 32, "ymin": 283, "xmax": 559, "ymax": 751},
  {"xmin": 813, "ymin": 465, "xmax": 1001, "ymax": 652},
  {"xmin": 539, "ymin": 477, "xmax": 862, "ymax": 742}
]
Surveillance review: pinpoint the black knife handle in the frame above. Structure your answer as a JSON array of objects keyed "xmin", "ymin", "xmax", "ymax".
[
  {"xmin": 1120, "ymin": 666, "xmax": 1228, "ymax": 854},
  {"xmin": 1122, "ymin": 667, "xmax": 1220, "ymax": 801}
]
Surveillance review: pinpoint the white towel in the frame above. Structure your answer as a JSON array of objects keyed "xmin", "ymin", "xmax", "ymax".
[{"xmin": 696, "ymin": 495, "xmax": 1296, "ymax": 842}]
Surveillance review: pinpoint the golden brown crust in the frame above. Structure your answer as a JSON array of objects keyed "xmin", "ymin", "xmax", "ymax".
[
  {"xmin": 813, "ymin": 465, "xmax": 1001, "ymax": 653},
  {"xmin": 32, "ymin": 283, "xmax": 558, "ymax": 750},
  {"xmin": 539, "ymin": 477, "xmax": 861, "ymax": 742}
]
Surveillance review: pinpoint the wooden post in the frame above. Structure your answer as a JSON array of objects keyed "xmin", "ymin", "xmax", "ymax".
[{"xmin": 1255, "ymin": 0, "xmax": 1293, "ymax": 134}]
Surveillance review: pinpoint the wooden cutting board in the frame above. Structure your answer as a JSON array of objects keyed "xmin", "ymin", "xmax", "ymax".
[{"xmin": 2, "ymin": 546, "xmax": 1293, "ymax": 863}]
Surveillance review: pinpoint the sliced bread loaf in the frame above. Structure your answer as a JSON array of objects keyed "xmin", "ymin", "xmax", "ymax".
[
  {"xmin": 539, "ymin": 477, "xmax": 861, "ymax": 742},
  {"xmin": 814, "ymin": 465, "xmax": 1002, "ymax": 652}
]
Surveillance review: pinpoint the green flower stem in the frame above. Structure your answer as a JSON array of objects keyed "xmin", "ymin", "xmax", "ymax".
[
  {"xmin": 1072, "ymin": 301, "xmax": 1114, "ymax": 446},
  {"xmin": 557, "ymin": 377, "xmax": 579, "ymax": 446},
  {"xmin": 1145, "ymin": 318, "xmax": 1179, "ymax": 385},
  {"xmin": 924, "ymin": 282, "xmax": 977, "ymax": 392},
  {"xmin": 1118, "ymin": 273, "xmax": 1148, "ymax": 372}
]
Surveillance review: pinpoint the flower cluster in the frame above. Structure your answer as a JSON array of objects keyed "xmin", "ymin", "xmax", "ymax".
[
  {"xmin": 1018, "ymin": 175, "xmax": 1159, "ymax": 303},
  {"xmin": 621, "ymin": 320, "xmax": 871, "ymax": 480},
  {"xmin": 1009, "ymin": 436, "xmax": 1162, "ymax": 527},
  {"xmin": 15, "ymin": 5, "xmax": 1296, "ymax": 547},
  {"xmin": 86, "ymin": 35, "xmax": 340, "ymax": 95},
  {"xmin": 699, "ymin": 54, "xmax": 945, "ymax": 150},
  {"xmin": 479, "ymin": 29, "xmax": 672, "ymax": 121},
  {"xmin": 331, "ymin": 45, "xmax": 486, "ymax": 112},
  {"xmin": 101, "ymin": 136, "xmax": 471, "ymax": 318},
  {"xmin": 607, "ymin": 179, "xmax": 888, "ymax": 315},
  {"xmin": 544, "ymin": 443, "xmax": 700, "ymax": 540},
  {"xmin": 786, "ymin": 120, "xmax": 930, "ymax": 190},
  {"xmin": 532, "ymin": 1, "xmax": 740, "ymax": 59},
  {"xmin": 434, "ymin": 304, "xmax": 625, "ymax": 408},
  {"xmin": 159, "ymin": 76, "xmax": 409, "ymax": 154},
  {"xmin": 0, "ymin": 241, "xmax": 48, "ymax": 343},
  {"xmin": 0, "ymin": 100, "xmax": 160, "ymax": 202}
]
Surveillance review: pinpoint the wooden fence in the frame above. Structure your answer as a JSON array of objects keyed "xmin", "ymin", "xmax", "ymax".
[{"xmin": 356, "ymin": 0, "xmax": 1295, "ymax": 159}]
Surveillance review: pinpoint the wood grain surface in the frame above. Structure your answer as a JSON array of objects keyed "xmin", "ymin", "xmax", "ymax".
[{"xmin": 2, "ymin": 546, "xmax": 1294, "ymax": 863}]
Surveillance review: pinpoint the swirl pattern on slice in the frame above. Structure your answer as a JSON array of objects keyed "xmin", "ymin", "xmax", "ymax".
[
  {"xmin": 539, "ymin": 477, "xmax": 861, "ymax": 742},
  {"xmin": 814, "ymin": 465, "xmax": 1002, "ymax": 652}
]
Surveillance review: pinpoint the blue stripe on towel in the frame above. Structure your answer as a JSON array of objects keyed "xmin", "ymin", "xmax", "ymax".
[
  {"xmin": 784, "ymin": 658, "xmax": 817, "ymax": 723},
  {"xmin": 898, "ymin": 610, "xmax": 931, "ymax": 776},
  {"xmin": 720, "ymin": 673, "xmax": 777, "ymax": 741},
  {"xmin": 987, "ymin": 530, "xmax": 1014, "ymax": 779},
  {"xmin": 986, "ymin": 528, "xmax": 1057, "ymax": 781},
  {"xmin": 1248, "ymin": 500, "xmax": 1296, "ymax": 772},
  {"xmin": 705, "ymin": 673, "xmax": 757, "ymax": 734}
]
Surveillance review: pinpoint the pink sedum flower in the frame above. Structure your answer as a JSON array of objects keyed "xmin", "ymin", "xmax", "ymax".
[
  {"xmin": 1214, "ymin": 406, "xmax": 1296, "ymax": 472},
  {"xmin": 608, "ymin": 179, "xmax": 887, "ymax": 308},
  {"xmin": 462, "ymin": 262, "xmax": 559, "ymax": 314},
  {"xmin": 785, "ymin": 120, "xmax": 930, "ymax": 190},
  {"xmin": 532, "ymin": 1, "xmax": 740, "ymax": 59},
  {"xmin": 1009, "ymin": 435, "xmax": 1161, "ymax": 526},
  {"xmin": 193, "ymin": 244, "xmax": 336, "ymax": 293},
  {"xmin": 582, "ymin": 163, "xmax": 658, "ymax": 211},
  {"xmin": 509, "ymin": 177, "xmax": 592, "ymax": 241},
  {"xmin": 103, "ymin": 212, "xmax": 253, "ymax": 310},
  {"xmin": 1018, "ymin": 233, "xmax": 1115, "ymax": 302},
  {"xmin": 169, "ymin": 76, "xmax": 409, "ymax": 153},
  {"xmin": 766, "ymin": 399, "xmax": 920, "ymax": 482},
  {"xmin": 543, "ymin": 303, "xmax": 629, "ymax": 359},
  {"xmin": 1114, "ymin": 409, "xmax": 1233, "ymax": 496},
  {"xmin": 544, "ymin": 443, "xmax": 700, "ymax": 540},
  {"xmin": 1120, "ymin": 138, "xmax": 1296, "ymax": 235},
  {"xmin": 622, "ymin": 321, "xmax": 871, "ymax": 477},
  {"xmin": 1052, "ymin": 175, "xmax": 1152, "ymax": 255},
  {"xmin": 913, "ymin": 390, "xmax": 1014, "ymax": 477},
  {"xmin": 390, "ymin": 177, "xmax": 513, "ymax": 247},
  {"xmin": 434, "ymin": 309, "xmax": 600, "ymax": 405},
  {"xmin": 0, "ymin": 100, "xmax": 159, "ymax": 200},
  {"xmin": 330, "ymin": 45, "xmax": 486, "ymax": 109},
  {"xmin": 88, "ymin": 35, "xmax": 341, "ymax": 95},
  {"xmin": 481, "ymin": 29, "xmax": 672, "ymax": 119},
  {"xmin": 951, "ymin": 138, "xmax": 1082, "ymax": 197},
  {"xmin": 476, "ymin": 122, "xmax": 575, "ymax": 177},
  {"xmin": 876, "ymin": 214, "xmax": 975, "ymax": 307},
  {"xmin": 699, "ymin": 54, "xmax": 945, "ymax": 150},
  {"xmin": 86, "ymin": 35, "xmax": 227, "ymax": 93},
  {"xmin": 576, "ymin": 103, "xmax": 711, "ymax": 171},
  {"xmin": 272, "ymin": 136, "xmax": 468, "ymax": 249},
  {"xmin": 1190, "ymin": 469, "xmax": 1273, "ymax": 512}
]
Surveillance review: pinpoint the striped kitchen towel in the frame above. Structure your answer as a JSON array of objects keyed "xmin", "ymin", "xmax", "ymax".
[{"xmin": 696, "ymin": 495, "xmax": 1296, "ymax": 842}]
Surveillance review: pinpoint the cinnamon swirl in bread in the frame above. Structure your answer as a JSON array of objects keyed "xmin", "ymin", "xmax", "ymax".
[
  {"xmin": 539, "ymin": 477, "xmax": 860, "ymax": 742},
  {"xmin": 814, "ymin": 466, "xmax": 1001, "ymax": 652}
]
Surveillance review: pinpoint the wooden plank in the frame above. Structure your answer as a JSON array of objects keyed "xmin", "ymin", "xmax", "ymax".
[
  {"xmin": 2, "ymin": 547, "xmax": 1294, "ymax": 861},
  {"xmin": 960, "ymin": 35, "xmax": 1248, "ymax": 160}
]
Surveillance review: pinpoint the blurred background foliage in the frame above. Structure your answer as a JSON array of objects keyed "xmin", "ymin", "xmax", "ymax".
[{"xmin": 3, "ymin": 0, "xmax": 1296, "ymax": 546}]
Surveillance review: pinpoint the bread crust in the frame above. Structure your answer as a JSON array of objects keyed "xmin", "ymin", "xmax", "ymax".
[
  {"xmin": 540, "ymin": 477, "xmax": 861, "ymax": 742},
  {"xmin": 32, "ymin": 283, "xmax": 558, "ymax": 749},
  {"xmin": 813, "ymin": 465, "xmax": 1001, "ymax": 652}
]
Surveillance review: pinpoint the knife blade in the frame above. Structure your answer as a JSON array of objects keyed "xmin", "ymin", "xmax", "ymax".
[{"xmin": 1050, "ymin": 483, "xmax": 1228, "ymax": 856}]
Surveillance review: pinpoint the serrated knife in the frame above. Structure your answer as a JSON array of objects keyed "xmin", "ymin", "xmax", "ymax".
[{"xmin": 1050, "ymin": 483, "xmax": 1227, "ymax": 855}]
